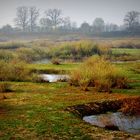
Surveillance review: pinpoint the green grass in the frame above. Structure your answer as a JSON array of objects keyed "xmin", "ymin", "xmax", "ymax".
[
  {"xmin": 0, "ymin": 82, "xmax": 139, "ymax": 140},
  {"xmin": 29, "ymin": 63, "xmax": 80, "ymax": 73},
  {"xmin": 112, "ymin": 48, "xmax": 140, "ymax": 56},
  {"xmin": 0, "ymin": 61, "xmax": 139, "ymax": 139},
  {"xmin": 111, "ymin": 48, "xmax": 140, "ymax": 61},
  {"xmin": 112, "ymin": 62, "xmax": 140, "ymax": 95}
]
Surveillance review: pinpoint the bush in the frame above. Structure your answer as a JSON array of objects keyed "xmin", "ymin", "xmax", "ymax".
[
  {"xmin": 120, "ymin": 97, "xmax": 140, "ymax": 116},
  {"xmin": 0, "ymin": 60, "xmax": 38, "ymax": 82},
  {"xmin": 0, "ymin": 82, "xmax": 11, "ymax": 93},
  {"xmin": 47, "ymin": 40, "xmax": 111, "ymax": 60},
  {"xmin": 16, "ymin": 47, "xmax": 47, "ymax": 63},
  {"xmin": 69, "ymin": 56, "xmax": 128, "ymax": 92},
  {"xmin": 51, "ymin": 58, "xmax": 61, "ymax": 65},
  {"xmin": 0, "ymin": 50, "xmax": 14, "ymax": 62},
  {"xmin": 0, "ymin": 42, "xmax": 26, "ymax": 49}
]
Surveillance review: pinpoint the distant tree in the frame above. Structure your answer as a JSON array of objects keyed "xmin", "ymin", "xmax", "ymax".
[
  {"xmin": 80, "ymin": 22, "xmax": 91, "ymax": 33},
  {"xmin": 28, "ymin": 7, "xmax": 39, "ymax": 32},
  {"xmin": 119, "ymin": 25, "xmax": 126, "ymax": 31},
  {"xmin": 105, "ymin": 24, "xmax": 111, "ymax": 32},
  {"xmin": 110, "ymin": 24, "xmax": 119, "ymax": 31},
  {"xmin": 61, "ymin": 17, "xmax": 72, "ymax": 31},
  {"xmin": 105, "ymin": 23, "xmax": 119, "ymax": 32},
  {"xmin": 71, "ymin": 22, "xmax": 77, "ymax": 32},
  {"xmin": 124, "ymin": 11, "xmax": 140, "ymax": 32},
  {"xmin": 45, "ymin": 9, "xmax": 63, "ymax": 29},
  {"xmin": 15, "ymin": 6, "xmax": 29, "ymax": 31},
  {"xmin": 92, "ymin": 18, "xmax": 105, "ymax": 33},
  {"xmin": 40, "ymin": 18, "xmax": 52, "ymax": 31},
  {"xmin": 0, "ymin": 24, "xmax": 13, "ymax": 33},
  {"xmin": 13, "ymin": 27, "xmax": 22, "ymax": 32}
]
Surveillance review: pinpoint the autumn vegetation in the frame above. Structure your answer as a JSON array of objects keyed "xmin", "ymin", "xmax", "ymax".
[
  {"xmin": 69, "ymin": 56, "xmax": 128, "ymax": 92},
  {"xmin": 0, "ymin": 38, "xmax": 139, "ymax": 139},
  {"xmin": 120, "ymin": 97, "xmax": 140, "ymax": 116},
  {"xmin": 0, "ymin": 60, "xmax": 39, "ymax": 82},
  {"xmin": 0, "ymin": 82, "xmax": 11, "ymax": 93},
  {"xmin": 0, "ymin": 3, "xmax": 140, "ymax": 139}
]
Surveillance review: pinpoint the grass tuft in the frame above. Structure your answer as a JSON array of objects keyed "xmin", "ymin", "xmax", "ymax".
[{"xmin": 69, "ymin": 56, "xmax": 128, "ymax": 92}]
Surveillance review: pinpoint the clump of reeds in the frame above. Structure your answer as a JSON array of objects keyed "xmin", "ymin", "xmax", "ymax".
[
  {"xmin": 69, "ymin": 56, "xmax": 128, "ymax": 92},
  {"xmin": 0, "ymin": 60, "xmax": 38, "ymax": 82},
  {"xmin": 51, "ymin": 58, "xmax": 61, "ymax": 65},
  {"xmin": 0, "ymin": 82, "xmax": 11, "ymax": 93},
  {"xmin": 120, "ymin": 97, "xmax": 140, "ymax": 116}
]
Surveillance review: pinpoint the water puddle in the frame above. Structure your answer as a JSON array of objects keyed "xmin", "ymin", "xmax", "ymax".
[
  {"xmin": 34, "ymin": 58, "xmax": 50, "ymax": 64},
  {"xmin": 83, "ymin": 112, "xmax": 140, "ymax": 134},
  {"xmin": 41, "ymin": 74, "xmax": 69, "ymax": 82}
]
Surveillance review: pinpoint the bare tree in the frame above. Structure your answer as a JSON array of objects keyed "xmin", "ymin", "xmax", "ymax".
[
  {"xmin": 124, "ymin": 11, "xmax": 140, "ymax": 32},
  {"xmin": 29, "ymin": 7, "xmax": 39, "ymax": 32},
  {"xmin": 40, "ymin": 18, "xmax": 52, "ymax": 31},
  {"xmin": 61, "ymin": 17, "xmax": 72, "ymax": 31},
  {"xmin": 15, "ymin": 6, "xmax": 28, "ymax": 31},
  {"xmin": 45, "ymin": 9, "xmax": 63, "ymax": 29}
]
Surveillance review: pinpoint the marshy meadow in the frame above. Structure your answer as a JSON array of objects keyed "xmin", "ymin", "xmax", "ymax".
[
  {"xmin": 0, "ymin": 0, "xmax": 140, "ymax": 139},
  {"xmin": 0, "ymin": 38, "xmax": 140, "ymax": 140}
]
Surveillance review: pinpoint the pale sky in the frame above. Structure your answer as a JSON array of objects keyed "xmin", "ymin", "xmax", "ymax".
[{"xmin": 0, "ymin": 0, "xmax": 140, "ymax": 27}]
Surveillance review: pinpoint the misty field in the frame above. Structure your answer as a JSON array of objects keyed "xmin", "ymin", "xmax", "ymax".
[
  {"xmin": 0, "ymin": 0, "xmax": 140, "ymax": 139},
  {"xmin": 0, "ymin": 38, "xmax": 140, "ymax": 140}
]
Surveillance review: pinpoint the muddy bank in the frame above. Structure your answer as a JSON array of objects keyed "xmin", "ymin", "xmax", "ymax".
[
  {"xmin": 66, "ymin": 97, "xmax": 140, "ymax": 118},
  {"xmin": 67, "ymin": 100, "xmax": 123, "ymax": 118},
  {"xmin": 66, "ymin": 97, "xmax": 140, "ymax": 134}
]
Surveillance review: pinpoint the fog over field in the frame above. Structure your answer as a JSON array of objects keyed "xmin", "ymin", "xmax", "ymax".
[{"xmin": 0, "ymin": 0, "xmax": 140, "ymax": 27}]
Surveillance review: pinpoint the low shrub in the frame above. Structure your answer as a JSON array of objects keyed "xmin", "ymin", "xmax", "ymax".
[
  {"xmin": 47, "ymin": 40, "xmax": 111, "ymax": 60},
  {"xmin": 69, "ymin": 56, "xmax": 128, "ymax": 92},
  {"xmin": 16, "ymin": 47, "xmax": 48, "ymax": 63},
  {"xmin": 0, "ymin": 42, "xmax": 26, "ymax": 49},
  {"xmin": 51, "ymin": 58, "xmax": 61, "ymax": 65},
  {"xmin": 0, "ymin": 60, "xmax": 38, "ymax": 82},
  {"xmin": 0, "ymin": 50, "xmax": 14, "ymax": 62},
  {"xmin": 120, "ymin": 97, "xmax": 140, "ymax": 116},
  {"xmin": 0, "ymin": 82, "xmax": 11, "ymax": 93}
]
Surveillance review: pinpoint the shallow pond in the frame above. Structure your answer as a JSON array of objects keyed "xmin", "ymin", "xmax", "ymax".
[
  {"xmin": 41, "ymin": 74, "xmax": 69, "ymax": 82},
  {"xmin": 34, "ymin": 58, "xmax": 50, "ymax": 64},
  {"xmin": 83, "ymin": 112, "xmax": 140, "ymax": 134}
]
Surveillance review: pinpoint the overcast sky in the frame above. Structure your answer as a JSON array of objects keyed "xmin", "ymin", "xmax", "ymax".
[{"xmin": 0, "ymin": 0, "xmax": 140, "ymax": 27}]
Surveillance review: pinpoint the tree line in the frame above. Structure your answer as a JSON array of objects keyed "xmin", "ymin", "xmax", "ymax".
[{"xmin": 0, "ymin": 6, "xmax": 140, "ymax": 35}]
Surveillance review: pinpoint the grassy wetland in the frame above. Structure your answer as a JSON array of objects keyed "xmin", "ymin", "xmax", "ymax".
[{"xmin": 0, "ymin": 38, "xmax": 140, "ymax": 140}]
